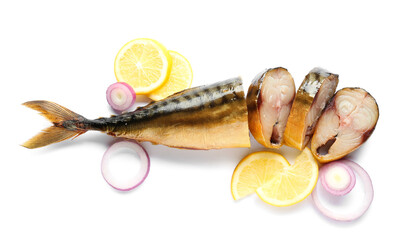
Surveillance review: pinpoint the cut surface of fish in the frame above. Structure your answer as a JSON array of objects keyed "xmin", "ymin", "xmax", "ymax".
[
  {"xmin": 284, "ymin": 68, "xmax": 339, "ymax": 150},
  {"xmin": 311, "ymin": 88, "xmax": 379, "ymax": 163},
  {"xmin": 247, "ymin": 67, "xmax": 296, "ymax": 148}
]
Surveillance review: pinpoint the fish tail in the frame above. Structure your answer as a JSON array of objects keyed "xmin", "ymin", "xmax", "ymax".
[{"xmin": 22, "ymin": 100, "xmax": 88, "ymax": 149}]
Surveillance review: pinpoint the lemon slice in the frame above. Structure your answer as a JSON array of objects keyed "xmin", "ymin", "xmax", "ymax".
[
  {"xmin": 256, "ymin": 148, "xmax": 319, "ymax": 207},
  {"xmin": 114, "ymin": 38, "xmax": 172, "ymax": 94},
  {"xmin": 148, "ymin": 51, "xmax": 193, "ymax": 101},
  {"xmin": 231, "ymin": 152, "xmax": 290, "ymax": 200}
]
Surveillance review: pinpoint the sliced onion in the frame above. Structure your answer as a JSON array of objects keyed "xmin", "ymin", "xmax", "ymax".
[
  {"xmin": 312, "ymin": 160, "xmax": 374, "ymax": 221},
  {"xmin": 101, "ymin": 140, "xmax": 150, "ymax": 191},
  {"xmin": 106, "ymin": 82, "xmax": 136, "ymax": 111},
  {"xmin": 320, "ymin": 161, "xmax": 356, "ymax": 196}
]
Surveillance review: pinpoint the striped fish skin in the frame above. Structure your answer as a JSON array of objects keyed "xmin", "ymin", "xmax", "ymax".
[
  {"xmin": 23, "ymin": 78, "xmax": 251, "ymax": 149},
  {"xmin": 283, "ymin": 68, "xmax": 339, "ymax": 150},
  {"xmin": 87, "ymin": 78, "xmax": 251, "ymax": 149}
]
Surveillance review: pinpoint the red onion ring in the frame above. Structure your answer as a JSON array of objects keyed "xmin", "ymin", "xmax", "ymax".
[
  {"xmin": 101, "ymin": 140, "xmax": 150, "ymax": 191},
  {"xmin": 312, "ymin": 160, "xmax": 374, "ymax": 222},
  {"xmin": 106, "ymin": 82, "xmax": 136, "ymax": 111},
  {"xmin": 320, "ymin": 161, "xmax": 356, "ymax": 196}
]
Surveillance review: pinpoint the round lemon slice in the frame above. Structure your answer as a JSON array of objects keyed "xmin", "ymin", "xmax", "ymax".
[
  {"xmin": 256, "ymin": 148, "xmax": 319, "ymax": 207},
  {"xmin": 114, "ymin": 38, "xmax": 172, "ymax": 94},
  {"xmin": 231, "ymin": 151, "xmax": 290, "ymax": 200},
  {"xmin": 148, "ymin": 51, "xmax": 193, "ymax": 101}
]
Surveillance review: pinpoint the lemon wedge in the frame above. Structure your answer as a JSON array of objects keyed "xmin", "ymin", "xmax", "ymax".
[
  {"xmin": 256, "ymin": 148, "xmax": 319, "ymax": 207},
  {"xmin": 231, "ymin": 152, "xmax": 290, "ymax": 200},
  {"xmin": 114, "ymin": 38, "xmax": 172, "ymax": 94},
  {"xmin": 148, "ymin": 50, "xmax": 193, "ymax": 101}
]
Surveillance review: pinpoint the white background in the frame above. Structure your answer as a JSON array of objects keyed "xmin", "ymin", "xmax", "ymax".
[{"xmin": 1, "ymin": 0, "xmax": 400, "ymax": 239}]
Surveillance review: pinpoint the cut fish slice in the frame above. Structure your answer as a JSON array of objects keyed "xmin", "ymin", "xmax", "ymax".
[
  {"xmin": 311, "ymin": 88, "xmax": 379, "ymax": 163},
  {"xmin": 247, "ymin": 67, "xmax": 296, "ymax": 148},
  {"xmin": 284, "ymin": 68, "xmax": 339, "ymax": 150}
]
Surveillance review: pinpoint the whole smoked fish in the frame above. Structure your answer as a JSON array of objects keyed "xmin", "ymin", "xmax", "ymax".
[{"xmin": 23, "ymin": 78, "xmax": 251, "ymax": 150}]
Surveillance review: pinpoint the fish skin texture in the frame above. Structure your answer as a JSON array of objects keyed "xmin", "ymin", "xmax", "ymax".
[
  {"xmin": 23, "ymin": 78, "xmax": 251, "ymax": 150},
  {"xmin": 284, "ymin": 68, "xmax": 339, "ymax": 150}
]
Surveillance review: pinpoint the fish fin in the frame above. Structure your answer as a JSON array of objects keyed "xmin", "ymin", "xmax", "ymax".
[
  {"xmin": 22, "ymin": 126, "xmax": 85, "ymax": 149},
  {"xmin": 22, "ymin": 100, "xmax": 81, "ymax": 123},
  {"xmin": 22, "ymin": 100, "xmax": 87, "ymax": 149}
]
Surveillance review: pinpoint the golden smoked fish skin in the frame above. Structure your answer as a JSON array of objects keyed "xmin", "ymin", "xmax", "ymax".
[
  {"xmin": 283, "ymin": 68, "xmax": 339, "ymax": 150},
  {"xmin": 247, "ymin": 67, "xmax": 295, "ymax": 148},
  {"xmin": 22, "ymin": 78, "xmax": 251, "ymax": 150},
  {"xmin": 311, "ymin": 88, "xmax": 379, "ymax": 163}
]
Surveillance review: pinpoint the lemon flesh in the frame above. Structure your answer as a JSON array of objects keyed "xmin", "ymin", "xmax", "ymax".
[
  {"xmin": 231, "ymin": 152, "xmax": 290, "ymax": 200},
  {"xmin": 256, "ymin": 148, "xmax": 319, "ymax": 207},
  {"xmin": 148, "ymin": 50, "xmax": 193, "ymax": 101},
  {"xmin": 114, "ymin": 38, "xmax": 172, "ymax": 94}
]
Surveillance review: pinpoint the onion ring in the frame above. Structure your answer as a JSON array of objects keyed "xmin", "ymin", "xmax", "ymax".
[
  {"xmin": 320, "ymin": 161, "xmax": 356, "ymax": 196},
  {"xmin": 106, "ymin": 82, "xmax": 136, "ymax": 111},
  {"xmin": 312, "ymin": 160, "xmax": 374, "ymax": 221},
  {"xmin": 101, "ymin": 140, "xmax": 150, "ymax": 191}
]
